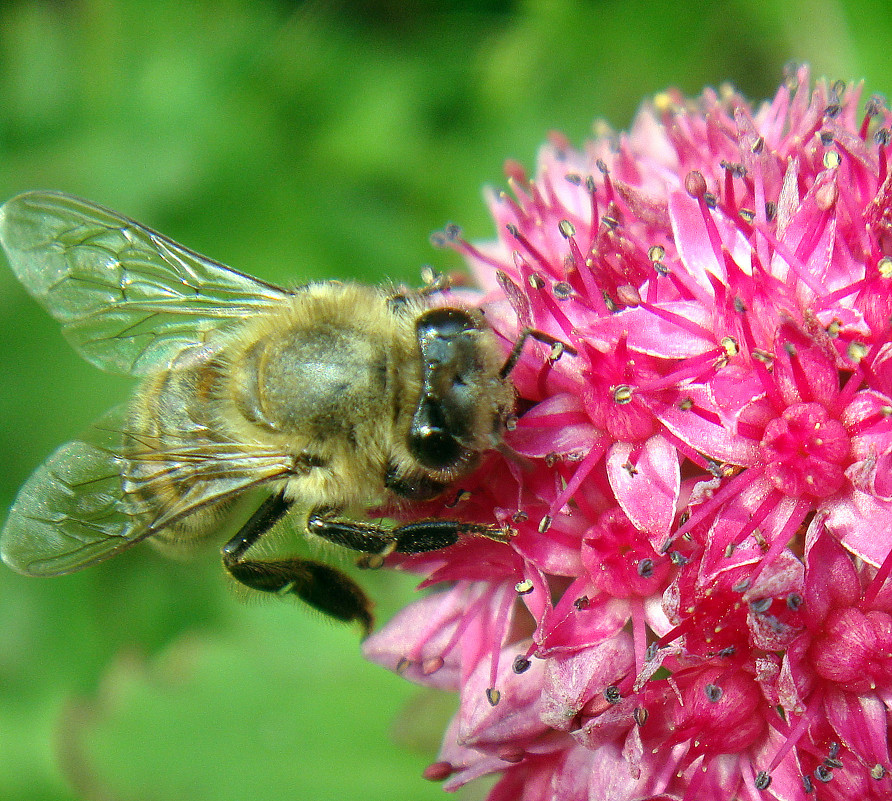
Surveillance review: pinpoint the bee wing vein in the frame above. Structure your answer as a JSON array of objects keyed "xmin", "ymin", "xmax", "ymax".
[{"xmin": 0, "ymin": 190, "xmax": 293, "ymax": 375}]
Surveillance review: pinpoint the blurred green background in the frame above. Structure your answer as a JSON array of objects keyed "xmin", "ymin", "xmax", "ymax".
[{"xmin": 0, "ymin": 0, "xmax": 885, "ymax": 799}]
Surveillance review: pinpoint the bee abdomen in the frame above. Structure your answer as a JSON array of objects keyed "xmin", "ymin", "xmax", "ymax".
[{"xmin": 121, "ymin": 356, "xmax": 233, "ymax": 544}]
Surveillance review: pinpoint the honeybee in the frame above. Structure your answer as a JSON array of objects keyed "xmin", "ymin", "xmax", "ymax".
[{"xmin": 1, "ymin": 191, "xmax": 570, "ymax": 633}]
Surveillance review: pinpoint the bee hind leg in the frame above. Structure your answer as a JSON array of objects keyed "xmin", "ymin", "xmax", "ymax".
[{"xmin": 223, "ymin": 492, "xmax": 373, "ymax": 634}]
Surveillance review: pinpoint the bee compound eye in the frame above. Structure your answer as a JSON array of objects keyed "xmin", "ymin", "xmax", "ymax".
[
  {"xmin": 409, "ymin": 427, "xmax": 463, "ymax": 469},
  {"xmin": 416, "ymin": 308, "xmax": 477, "ymax": 340}
]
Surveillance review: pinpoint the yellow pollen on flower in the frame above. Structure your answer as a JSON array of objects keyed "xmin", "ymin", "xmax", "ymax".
[
  {"xmin": 721, "ymin": 336, "xmax": 739, "ymax": 356},
  {"xmin": 592, "ymin": 119, "xmax": 613, "ymax": 138},
  {"xmin": 848, "ymin": 341, "xmax": 869, "ymax": 362},
  {"xmin": 879, "ymin": 256, "xmax": 892, "ymax": 278},
  {"xmin": 648, "ymin": 245, "xmax": 665, "ymax": 262},
  {"xmin": 653, "ymin": 92, "xmax": 674, "ymax": 113},
  {"xmin": 558, "ymin": 219, "xmax": 575, "ymax": 238},
  {"xmin": 823, "ymin": 150, "xmax": 842, "ymax": 168},
  {"xmin": 548, "ymin": 341, "xmax": 566, "ymax": 360},
  {"xmin": 613, "ymin": 384, "xmax": 633, "ymax": 404}
]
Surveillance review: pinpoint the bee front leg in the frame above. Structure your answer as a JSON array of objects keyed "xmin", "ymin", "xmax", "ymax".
[
  {"xmin": 307, "ymin": 511, "xmax": 511, "ymax": 566},
  {"xmin": 499, "ymin": 328, "xmax": 578, "ymax": 378},
  {"xmin": 223, "ymin": 492, "xmax": 373, "ymax": 634}
]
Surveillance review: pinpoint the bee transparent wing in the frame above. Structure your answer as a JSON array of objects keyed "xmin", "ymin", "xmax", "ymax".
[
  {"xmin": 1, "ymin": 410, "xmax": 296, "ymax": 577},
  {"xmin": 0, "ymin": 191, "xmax": 293, "ymax": 376},
  {"xmin": 1, "ymin": 432, "xmax": 145, "ymax": 576}
]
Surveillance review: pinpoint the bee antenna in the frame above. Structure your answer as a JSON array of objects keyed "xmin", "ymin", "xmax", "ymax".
[{"xmin": 499, "ymin": 328, "xmax": 577, "ymax": 379}]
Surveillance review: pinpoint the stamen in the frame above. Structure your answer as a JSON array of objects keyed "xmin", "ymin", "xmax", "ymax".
[{"xmin": 768, "ymin": 695, "xmax": 824, "ymax": 772}]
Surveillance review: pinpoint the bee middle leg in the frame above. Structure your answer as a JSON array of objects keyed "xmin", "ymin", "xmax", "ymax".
[
  {"xmin": 307, "ymin": 511, "xmax": 510, "ymax": 566},
  {"xmin": 222, "ymin": 492, "xmax": 373, "ymax": 634}
]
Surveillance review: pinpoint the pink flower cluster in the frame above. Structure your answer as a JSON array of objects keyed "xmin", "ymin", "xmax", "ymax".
[{"xmin": 364, "ymin": 66, "xmax": 892, "ymax": 800}]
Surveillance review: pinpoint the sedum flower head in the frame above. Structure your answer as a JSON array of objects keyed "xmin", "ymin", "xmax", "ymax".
[{"xmin": 364, "ymin": 66, "xmax": 892, "ymax": 799}]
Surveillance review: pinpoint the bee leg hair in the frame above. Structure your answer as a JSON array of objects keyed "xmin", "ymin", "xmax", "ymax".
[
  {"xmin": 223, "ymin": 492, "xmax": 373, "ymax": 634},
  {"xmin": 307, "ymin": 513, "xmax": 509, "ymax": 556}
]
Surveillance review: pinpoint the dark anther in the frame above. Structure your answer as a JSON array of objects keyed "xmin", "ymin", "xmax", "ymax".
[
  {"xmin": 866, "ymin": 95, "xmax": 885, "ymax": 116},
  {"xmin": 750, "ymin": 597, "xmax": 772, "ymax": 613},
  {"xmin": 704, "ymin": 684, "xmax": 723, "ymax": 702},
  {"xmin": 553, "ymin": 281, "xmax": 573, "ymax": 299},
  {"xmin": 430, "ymin": 224, "xmax": 462, "ymax": 248}
]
